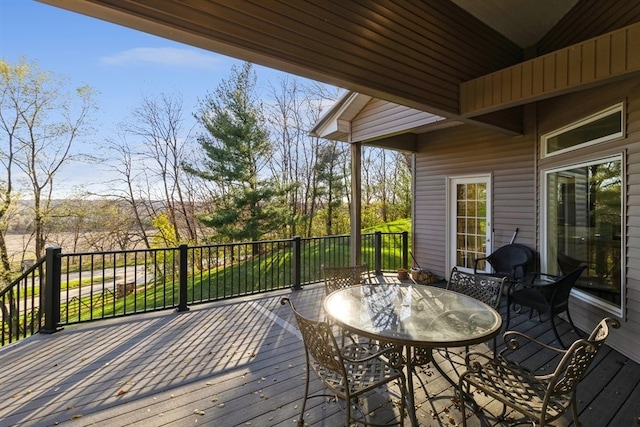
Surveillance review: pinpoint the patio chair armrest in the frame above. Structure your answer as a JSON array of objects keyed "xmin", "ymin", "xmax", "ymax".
[
  {"xmin": 499, "ymin": 330, "xmax": 567, "ymax": 358},
  {"xmin": 341, "ymin": 342, "xmax": 403, "ymax": 364},
  {"xmin": 463, "ymin": 350, "xmax": 494, "ymax": 369}
]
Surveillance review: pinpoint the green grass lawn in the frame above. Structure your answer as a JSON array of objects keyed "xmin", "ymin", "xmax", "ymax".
[{"xmin": 60, "ymin": 223, "xmax": 412, "ymax": 322}]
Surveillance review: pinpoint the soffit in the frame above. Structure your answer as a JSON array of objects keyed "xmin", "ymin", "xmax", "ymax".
[
  {"xmin": 451, "ymin": 0, "xmax": 578, "ymax": 49},
  {"xmin": 37, "ymin": 0, "xmax": 584, "ymax": 137}
]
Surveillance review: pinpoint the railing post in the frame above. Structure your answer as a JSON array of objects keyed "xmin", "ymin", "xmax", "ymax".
[
  {"xmin": 374, "ymin": 231, "xmax": 382, "ymax": 274},
  {"xmin": 402, "ymin": 231, "xmax": 409, "ymax": 270},
  {"xmin": 292, "ymin": 236, "xmax": 302, "ymax": 290},
  {"xmin": 177, "ymin": 244, "xmax": 190, "ymax": 312},
  {"xmin": 42, "ymin": 247, "xmax": 62, "ymax": 334}
]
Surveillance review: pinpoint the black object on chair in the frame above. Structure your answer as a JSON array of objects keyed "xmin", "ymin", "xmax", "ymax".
[
  {"xmin": 474, "ymin": 243, "xmax": 534, "ymax": 282},
  {"xmin": 505, "ymin": 266, "xmax": 586, "ymax": 348}
]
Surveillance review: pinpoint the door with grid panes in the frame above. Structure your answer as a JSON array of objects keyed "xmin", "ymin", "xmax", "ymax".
[{"xmin": 449, "ymin": 176, "xmax": 491, "ymax": 273}]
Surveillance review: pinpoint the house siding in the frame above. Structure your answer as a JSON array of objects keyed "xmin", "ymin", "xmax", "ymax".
[
  {"xmin": 536, "ymin": 79, "xmax": 640, "ymax": 363},
  {"xmin": 413, "ymin": 78, "xmax": 640, "ymax": 363},
  {"xmin": 352, "ymin": 99, "xmax": 446, "ymax": 143},
  {"xmin": 413, "ymin": 124, "xmax": 536, "ymax": 278}
]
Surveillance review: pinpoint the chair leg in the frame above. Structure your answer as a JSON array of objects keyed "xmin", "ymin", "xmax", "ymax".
[
  {"xmin": 298, "ymin": 356, "xmax": 311, "ymax": 427},
  {"xmin": 550, "ymin": 314, "xmax": 566, "ymax": 348},
  {"xmin": 505, "ymin": 298, "xmax": 512, "ymax": 330},
  {"xmin": 459, "ymin": 382, "xmax": 468, "ymax": 427}
]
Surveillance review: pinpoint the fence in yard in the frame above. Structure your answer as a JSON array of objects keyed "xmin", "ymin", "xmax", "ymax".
[{"xmin": 0, "ymin": 231, "xmax": 409, "ymax": 346}]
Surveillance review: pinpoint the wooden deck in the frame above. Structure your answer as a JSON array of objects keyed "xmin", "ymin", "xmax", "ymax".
[{"xmin": 1, "ymin": 276, "xmax": 639, "ymax": 426}]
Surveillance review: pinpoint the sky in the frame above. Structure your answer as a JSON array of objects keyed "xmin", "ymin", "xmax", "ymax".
[{"xmin": 0, "ymin": 0, "xmax": 335, "ymax": 197}]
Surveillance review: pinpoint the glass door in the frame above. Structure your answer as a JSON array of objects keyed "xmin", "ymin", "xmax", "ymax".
[{"xmin": 449, "ymin": 176, "xmax": 491, "ymax": 272}]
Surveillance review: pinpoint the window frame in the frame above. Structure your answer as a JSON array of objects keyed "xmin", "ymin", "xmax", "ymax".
[
  {"xmin": 541, "ymin": 103, "xmax": 624, "ymax": 158},
  {"xmin": 540, "ymin": 153, "xmax": 625, "ymax": 318}
]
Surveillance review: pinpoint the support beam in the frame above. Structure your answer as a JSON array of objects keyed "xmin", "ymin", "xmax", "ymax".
[
  {"xmin": 350, "ymin": 143, "xmax": 362, "ymax": 266},
  {"xmin": 461, "ymin": 23, "xmax": 640, "ymax": 117}
]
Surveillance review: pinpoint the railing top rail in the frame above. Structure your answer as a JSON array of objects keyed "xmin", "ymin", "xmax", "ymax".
[
  {"xmin": 0, "ymin": 256, "xmax": 46, "ymax": 298},
  {"xmin": 1, "ymin": 232, "xmax": 409, "ymax": 339},
  {"xmin": 57, "ymin": 247, "xmax": 180, "ymax": 257}
]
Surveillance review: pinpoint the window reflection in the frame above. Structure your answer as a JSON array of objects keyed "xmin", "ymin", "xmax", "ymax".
[{"xmin": 546, "ymin": 159, "xmax": 622, "ymax": 307}]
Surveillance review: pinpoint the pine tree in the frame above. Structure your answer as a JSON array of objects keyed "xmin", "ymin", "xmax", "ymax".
[{"xmin": 187, "ymin": 62, "xmax": 284, "ymax": 253}]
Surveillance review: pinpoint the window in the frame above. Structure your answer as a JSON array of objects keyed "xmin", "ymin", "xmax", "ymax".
[
  {"xmin": 542, "ymin": 103, "xmax": 623, "ymax": 157},
  {"xmin": 544, "ymin": 157, "xmax": 623, "ymax": 314}
]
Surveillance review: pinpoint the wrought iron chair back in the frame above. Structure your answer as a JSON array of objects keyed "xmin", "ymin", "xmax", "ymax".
[
  {"xmin": 448, "ymin": 267, "xmax": 506, "ymax": 309},
  {"xmin": 551, "ymin": 316, "xmax": 613, "ymax": 394},
  {"xmin": 441, "ymin": 268, "xmax": 506, "ymax": 364},
  {"xmin": 280, "ymin": 297, "xmax": 406, "ymax": 426},
  {"xmin": 322, "ymin": 264, "xmax": 371, "ymax": 295},
  {"xmin": 459, "ymin": 317, "xmax": 620, "ymax": 427}
]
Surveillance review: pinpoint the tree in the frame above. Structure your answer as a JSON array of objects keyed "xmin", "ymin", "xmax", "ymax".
[
  {"xmin": 187, "ymin": 62, "xmax": 283, "ymax": 252},
  {"xmin": 0, "ymin": 58, "xmax": 95, "ymax": 287},
  {"xmin": 267, "ymin": 78, "xmax": 342, "ymax": 238},
  {"xmin": 103, "ymin": 92, "xmax": 201, "ymax": 248},
  {"xmin": 315, "ymin": 142, "xmax": 348, "ymax": 235}
]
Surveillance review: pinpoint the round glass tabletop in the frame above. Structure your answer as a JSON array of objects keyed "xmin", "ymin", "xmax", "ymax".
[{"xmin": 324, "ymin": 284, "xmax": 502, "ymax": 347}]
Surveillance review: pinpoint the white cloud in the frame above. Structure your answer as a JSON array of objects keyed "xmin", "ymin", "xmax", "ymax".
[{"xmin": 100, "ymin": 47, "xmax": 224, "ymax": 69}]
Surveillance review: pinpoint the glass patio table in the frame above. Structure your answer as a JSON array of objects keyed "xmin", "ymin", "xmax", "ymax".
[{"xmin": 323, "ymin": 283, "xmax": 502, "ymax": 426}]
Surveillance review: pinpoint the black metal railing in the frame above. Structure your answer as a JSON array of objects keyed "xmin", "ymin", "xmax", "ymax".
[
  {"xmin": 0, "ymin": 258, "xmax": 46, "ymax": 346},
  {"xmin": 0, "ymin": 231, "xmax": 409, "ymax": 346}
]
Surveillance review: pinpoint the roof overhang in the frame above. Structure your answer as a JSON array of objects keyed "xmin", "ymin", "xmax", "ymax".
[
  {"xmin": 37, "ymin": 1, "xmax": 640, "ymax": 139},
  {"xmin": 310, "ymin": 92, "xmax": 372, "ymax": 141}
]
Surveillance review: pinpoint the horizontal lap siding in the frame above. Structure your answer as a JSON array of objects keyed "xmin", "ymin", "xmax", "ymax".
[
  {"xmin": 413, "ymin": 125, "xmax": 535, "ymax": 278},
  {"xmin": 537, "ymin": 79, "xmax": 640, "ymax": 364},
  {"xmin": 351, "ymin": 99, "xmax": 445, "ymax": 142}
]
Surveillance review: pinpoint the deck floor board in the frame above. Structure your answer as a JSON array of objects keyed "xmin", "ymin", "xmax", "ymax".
[{"xmin": 0, "ymin": 277, "xmax": 636, "ymax": 426}]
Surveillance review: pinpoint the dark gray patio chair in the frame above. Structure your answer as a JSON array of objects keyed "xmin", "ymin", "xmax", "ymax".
[
  {"xmin": 505, "ymin": 265, "xmax": 586, "ymax": 348},
  {"xmin": 459, "ymin": 317, "xmax": 620, "ymax": 427},
  {"xmin": 281, "ymin": 297, "xmax": 407, "ymax": 427},
  {"xmin": 322, "ymin": 264, "xmax": 372, "ymax": 295},
  {"xmin": 474, "ymin": 243, "xmax": 534, "ymax": 283}
]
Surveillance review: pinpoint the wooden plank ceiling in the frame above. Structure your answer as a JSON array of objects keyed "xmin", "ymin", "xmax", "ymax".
[{"xmin": 37, "ymin": 0, "xmax": 640, "ymax": 136}]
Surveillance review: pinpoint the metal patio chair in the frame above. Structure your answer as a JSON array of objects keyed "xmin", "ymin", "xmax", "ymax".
[
  {"xmin": 435, "ymin": 268, "xmax": 506, "ymax": 370},
  {"xmin": 447, "ymin": 267, "xmax": 506, "ymax": 352},
  {"xmin": 459, "ymin": 317, "xmax": 620, "ymax": 427},
  {"xmin": 322, "ymin": 264, "xmax": 372, "ymax": 295},
  {"xmin": 448, "ymin": 267, "xmax": 506, "ymax": 310},
  {"xmin": 505, "ymin": 265, "xmax": 586, "ymax": 348},
  {"xmin": 323, "ymin": 264, "xmax": 376, "ymax": 347},
  {"xmin": 281, "ymin": 297, "xmax": 407, "ymax": 427},
  {"xmin": 474, "ymin": 243, "xmax": 534, "ymax": 283}
]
